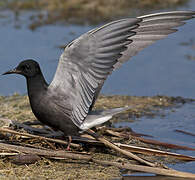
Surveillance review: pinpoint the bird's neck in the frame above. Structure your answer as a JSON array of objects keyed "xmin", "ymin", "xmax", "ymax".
[{"xmin": 26, "ymin": 73, "xmax": 48, "ymax": 99}]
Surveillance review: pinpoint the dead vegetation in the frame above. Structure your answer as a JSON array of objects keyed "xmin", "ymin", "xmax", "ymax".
[
  {"xmin": 0, "ymin": 0, "xmax": 189, "ymax": 29},
  {"xmin": 0, "ymin": 94, "xmax": 194, "ymax": 179},
  {"xmin": 0, "ymin": 93, "xmax": 192, "ymax": 124}
]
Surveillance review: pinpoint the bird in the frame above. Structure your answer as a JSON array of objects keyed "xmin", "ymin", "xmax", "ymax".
[{"xmin": 2, "ymin": 11, "xmax": 195, "ymax": 140}]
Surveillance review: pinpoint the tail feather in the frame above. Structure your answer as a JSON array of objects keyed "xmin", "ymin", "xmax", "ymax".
[{"xmin": 79, "ymin": 106, "xmax": 130, "ymax": 131}]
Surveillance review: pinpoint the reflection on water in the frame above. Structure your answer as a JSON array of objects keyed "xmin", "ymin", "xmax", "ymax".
[
  {"xmin": 180, "ymin": 38, "xmax": 195, "ymax": 61},
  {"xmin": 0, "ymin": 0, "xmax": 190, "ymax": 30}
]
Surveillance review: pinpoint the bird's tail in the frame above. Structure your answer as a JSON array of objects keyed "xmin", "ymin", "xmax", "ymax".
[{"xmin": 79, "ymin": 106, "xmax": 131, "ymax": 131}]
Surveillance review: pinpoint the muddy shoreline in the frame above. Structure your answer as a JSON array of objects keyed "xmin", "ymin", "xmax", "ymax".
[
  {"xmin": 0, "ymin": 94, "xmax": 194, "ymax": 179},
  {"xmin": 0, "ymin": 94, "xmax": 193, "ymax": 123}
]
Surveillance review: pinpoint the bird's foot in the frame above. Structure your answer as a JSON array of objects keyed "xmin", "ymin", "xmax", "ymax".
[{"xmin": 66, "ymin": 136, "xmax": 72, "ymax": 151}]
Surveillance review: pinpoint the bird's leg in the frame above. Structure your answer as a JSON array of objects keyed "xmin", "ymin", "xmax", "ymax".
[{"xmin": 66, "ymin": 136, "xmax": 72, "ymax": 151}]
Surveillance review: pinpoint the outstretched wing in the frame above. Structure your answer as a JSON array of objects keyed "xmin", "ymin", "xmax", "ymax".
[
  {"xmin": 49, "ymin": 11, "xmax": 195, "ymax": 127},
  {"xmin": 114, "ymin": 11, "xmax": 195, "ymax": 69},
  {"xmin": 92, "ymin": 11, "xmax": 195, "ymax": 108},
  {"xmin": 49, "ymin": 18, "xmax": 140, "ymax": 127}
]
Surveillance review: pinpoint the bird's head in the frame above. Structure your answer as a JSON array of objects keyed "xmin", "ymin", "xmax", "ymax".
[{"xmin": 2, "ymin": 59, "xmax": 42, "ymax": 78}]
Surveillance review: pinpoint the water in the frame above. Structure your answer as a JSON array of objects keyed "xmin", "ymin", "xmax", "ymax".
[
  {"xmin": 0, "ymin": 12, "xmax": 93, "ymax": 95},
  {"xmin": 0, "ymin": 6, "xmax": 194, "ymax": 97},
  {"xmin": 0, "ymin": 1, "xmax": 194, "ymax": 177},
  {"xmin": 115, "ymin": 102, "xmax": 195, "ymax": 174}
]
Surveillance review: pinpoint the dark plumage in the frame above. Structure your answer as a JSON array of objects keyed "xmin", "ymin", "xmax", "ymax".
[{"xmin": 3, "ymin": 11, "xmax": 195, "ymax": 137}]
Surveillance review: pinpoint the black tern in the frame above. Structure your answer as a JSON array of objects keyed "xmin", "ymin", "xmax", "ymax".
[{"xmin": 3, "ymin": 11, "xmax": 195, "ymax": 138}]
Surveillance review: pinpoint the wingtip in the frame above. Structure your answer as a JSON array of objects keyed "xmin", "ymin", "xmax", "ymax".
[{"xmin": 138, "ymin": 10, "xmax": 195, "ymax": 19}]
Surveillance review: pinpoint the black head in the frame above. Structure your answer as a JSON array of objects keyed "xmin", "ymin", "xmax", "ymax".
[{"xmin": 2, "ymin": 59, "xmax": 42, "ymax": 78}]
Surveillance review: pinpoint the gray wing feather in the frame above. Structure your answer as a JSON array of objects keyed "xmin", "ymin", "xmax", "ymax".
[
  {"xmin": 49, "ymin": 11, "xmax": 195, "ymax": 128},
  {"xmin": 114, "ymin": 11, "xmax": 195, "ymax": 69},
  {"xmin": 93, "ymin": 11, "xmax": 195, "ymax": 107},
  {"xmin": 49, "ymin": 18, "xmax": 140, "ymax": 127}
]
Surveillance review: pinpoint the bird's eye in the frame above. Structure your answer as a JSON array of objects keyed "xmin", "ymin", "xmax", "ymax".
[{"xmin": 25, "ymin": 64, "xmax": 30, "ymax": 70}]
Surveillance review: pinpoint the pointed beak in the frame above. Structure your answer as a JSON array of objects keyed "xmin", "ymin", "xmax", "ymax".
[{"xmin": 2, "ymin": 68, "xmax": 21, "ymax": 75}]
